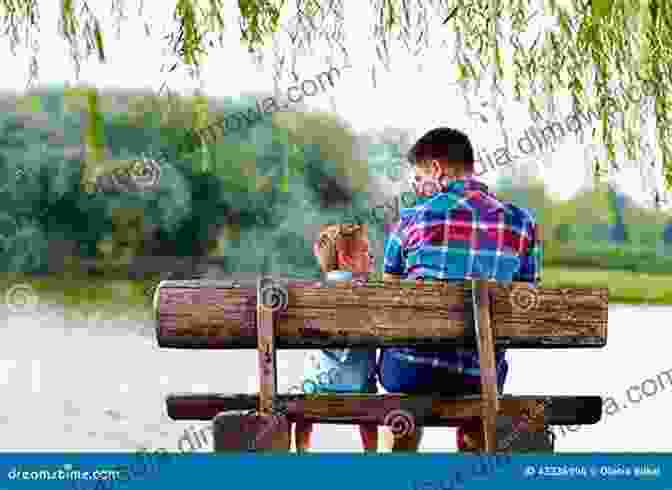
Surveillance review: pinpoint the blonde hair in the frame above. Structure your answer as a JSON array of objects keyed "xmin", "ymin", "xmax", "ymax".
[{"xmin": 314, "ymin": 224, "xmax": 368, "ymax": 273}]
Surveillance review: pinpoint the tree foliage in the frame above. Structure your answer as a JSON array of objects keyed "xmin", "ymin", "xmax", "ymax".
[
  {"xmin": 3, "ymin": 86, "xmax": 672, "ymax": 280},
  {"xmin": 0, "ymin": 87, "xmax": 377, "ymax": 279},
  {"xmin": 2, "ymin": 0, "xmax": 672, "ymax": 200}
]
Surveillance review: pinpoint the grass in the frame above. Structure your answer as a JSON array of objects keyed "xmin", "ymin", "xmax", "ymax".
[
  {"xmin": 0, "ymin": 272, "xmax": 156, "ymax": 317},
  {"xmin": 0, "ymin": 266, "xmax": 670, "ymax": 313},
  {"xmin": 541, "ymin": 266, "xmax": 672, "ymax": 305}
]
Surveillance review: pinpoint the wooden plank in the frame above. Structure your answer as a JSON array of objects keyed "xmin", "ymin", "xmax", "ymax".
[
  {"xmin": 257, "ymin": 277, "xmax": 278, "ymax": 414},
  {"xmin": 212, "ymin": 412, "xmax": 290, "ymax": 452},
  {"xmin": 473, "ymin": 280, "xmax": 498, "ymax": 452},
  {"xmin": 165, "ymin": 394, "xmax": 603, "ymax": 427},
  {"xmin": 154, "ymin": 280, "xmax": 608, "ymax": 348}
]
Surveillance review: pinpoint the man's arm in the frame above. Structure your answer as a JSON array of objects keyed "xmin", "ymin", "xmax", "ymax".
[{"xmin": 514, "ymin": 218, "xmax": 542, "ymax": 286}]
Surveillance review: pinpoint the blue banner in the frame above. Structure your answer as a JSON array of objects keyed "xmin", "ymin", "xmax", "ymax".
[{"xmin": 0, "ymin": 454, "xmax": 669, "ymax": 489}]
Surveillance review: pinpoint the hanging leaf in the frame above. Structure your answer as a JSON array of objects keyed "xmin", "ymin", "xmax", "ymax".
[
  {"xmin": 93, "ymin": 20, "xmax": 105, "ymax": 62},
  {"xmin": 457, "ymin": 62, "xmax": 467, "ymax": 81},
  {"xmin": 443, "ymin": 6, "xmax": 459, "ymax": 24},
  {"xmin": 592, "ymin": 0, "xmax": 614, "ymax": 22},
  {"xmin": 279, "ymin": 171, "xmax": 289, "ymax": 192},
  {"xmin": 495, "ymin": 45, "xmax": 503, "ymax": 78}
]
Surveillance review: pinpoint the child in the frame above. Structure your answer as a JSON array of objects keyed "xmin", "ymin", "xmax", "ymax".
[{"xmin": 293, "ymin": 223, "xmax": 378, "ymax": 452}]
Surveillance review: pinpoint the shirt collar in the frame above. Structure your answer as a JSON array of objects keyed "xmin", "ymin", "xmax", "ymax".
[
  {"xmin": 411, "ymin": 177, "xmax": 491, "ymax": 207},
  {"xmin": 441, "ymin": 177, "xmax": 490, "ymax": 196}
]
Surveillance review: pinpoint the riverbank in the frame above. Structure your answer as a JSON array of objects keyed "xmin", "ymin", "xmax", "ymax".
[
  {"xmin": 540, "ymin": 267, "xmax": 672, "ymax": 305},
  {"xmin": 0, "ymin": 266, "xmax": 669, "ymax": 312}
]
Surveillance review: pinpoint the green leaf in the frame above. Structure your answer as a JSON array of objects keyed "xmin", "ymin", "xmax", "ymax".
[
  {"xmin": 495, "ymin": 45, "xmax": 504, "ymax": 78},
  {"xmin": 592, "ymin": 0, "xmax": 614, "ymax": 21},
  {"xmin": 279, "ymin": 171, "xmax": 289, "ymax": 192},
  {"xmin": 94, "ymin": 20, "xmax": 105, "ymax": 62},
  {"xmin": 558, "ymin": 10, "xmax": 572, "ymax": 36},
  {"xmin": 457, "ymin": 63, "xmax": 467, "ymax": 80}
]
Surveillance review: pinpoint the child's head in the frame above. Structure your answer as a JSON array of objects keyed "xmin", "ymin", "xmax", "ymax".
[{"xmin": 313, "ymin": 224, "xmax": 372, "ymax": 274}]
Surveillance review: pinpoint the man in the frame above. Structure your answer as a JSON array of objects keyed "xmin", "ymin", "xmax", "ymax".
[{"xmin": 379, "ymin": 127, "xmax": 542, "ymax": 452}]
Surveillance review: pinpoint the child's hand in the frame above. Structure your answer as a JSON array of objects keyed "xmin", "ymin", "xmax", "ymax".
[{"xmin": 352, "ymin": 272, "xmax": 368, "ymax": 286}]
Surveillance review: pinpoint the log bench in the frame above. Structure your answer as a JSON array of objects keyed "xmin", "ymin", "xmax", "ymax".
[{"xmin": 153, "ymin": 277, "xmax": 608, "ymax": 452}]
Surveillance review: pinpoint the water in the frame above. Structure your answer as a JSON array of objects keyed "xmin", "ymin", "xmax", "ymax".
[{"xmin": 0, "ymin": 301, "xmax": 669, "ymax": 452}]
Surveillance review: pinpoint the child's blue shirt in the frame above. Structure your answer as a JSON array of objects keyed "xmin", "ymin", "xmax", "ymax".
[{"xmin": 301, "ymin": 271, "xmax": 378, "ymax": 393}]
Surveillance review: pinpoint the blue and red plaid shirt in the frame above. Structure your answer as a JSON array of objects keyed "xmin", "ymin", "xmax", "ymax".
[{"xmin": 383, "ymin": 177, "xmax": 542, "ymax": 378}]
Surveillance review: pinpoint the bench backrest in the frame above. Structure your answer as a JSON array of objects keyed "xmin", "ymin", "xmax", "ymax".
[
  {"xmin": 154, "ymin": 277, "xmax": 608, "ymax": 452},
  {"xmin": 154, "ymin": 279, "xmax": 608, "ymax": 349}
]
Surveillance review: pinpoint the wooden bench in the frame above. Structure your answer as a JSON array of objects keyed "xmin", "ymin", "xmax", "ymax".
[{"xmin": 153, "ymin": 277, "xmax": 608, "ymax": 452}]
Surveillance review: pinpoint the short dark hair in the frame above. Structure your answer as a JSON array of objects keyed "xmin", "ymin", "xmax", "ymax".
[{"xmin": 407, "ymin": 127, "xmax": 475, "ymax": 173}]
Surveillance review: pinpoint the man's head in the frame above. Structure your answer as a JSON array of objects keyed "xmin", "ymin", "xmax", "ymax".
[{"xmin": 407, "ymin": 128, "xmax": 475, "ymax": 182}]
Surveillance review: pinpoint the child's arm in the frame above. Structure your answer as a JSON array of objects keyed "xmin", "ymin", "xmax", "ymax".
[
  {"xmin": 383, "ymin": 214, "xmax": 409, "ymax": 283},
  {"xmin": 383, "ymin": 273, "xmax": 401, "ymax": 285},
  {"xmin": 514, "ymin": 218, "xmax": 542, "ymax": 286}
]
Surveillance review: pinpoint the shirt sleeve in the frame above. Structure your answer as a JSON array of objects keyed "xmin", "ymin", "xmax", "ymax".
[
  {"xmin": 514, "ymin": 214, "xmax": 542, "ymax": 286},
  {"xmin": 383, "ymin": 221, "xmax": 407, "ymax": 277}
]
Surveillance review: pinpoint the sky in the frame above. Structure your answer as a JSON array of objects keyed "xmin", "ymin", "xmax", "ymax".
[{"xmin": 0, "ymin": 0, "xmax": 668, "ymax": 209}]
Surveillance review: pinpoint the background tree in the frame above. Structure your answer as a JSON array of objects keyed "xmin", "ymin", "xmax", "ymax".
[
  {"xmin": 664, "ymin": 220, "xmax": 672, "ymax": 251},
  {"xmin": 3, "ymin": 0, "xmax": 672, "ymax": 203},
  {"xmin": 0, "ymin": 87, "xmax": 376, "ymax": 279},
  {"xmin": 606, "ymin": 183, "xmax": 629, "ymax": 243}
]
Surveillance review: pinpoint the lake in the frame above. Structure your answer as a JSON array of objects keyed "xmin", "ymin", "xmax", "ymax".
[{"xmin": 0, "ymin": 300, "xmax": 669, "ymax": 452}]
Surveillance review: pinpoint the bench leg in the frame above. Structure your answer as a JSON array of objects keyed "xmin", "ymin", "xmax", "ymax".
[
  {"xmin": 495, "ymin": 416, "xmax": 555, "ymax": 452},
  {"xmin": 384, "ymin": 426, "xmax": 424, "ymax": 452},
  {"xmin": 473, "ymin": 280, "xmax": 499, "ymax": 452},
  {"xmin": 482, "ymin": 411, "xmax": 498, "ymax": 452},
  {"xmin": 459, "ymin": 418, "xmax": 555, "ymax": 453},
  {"xmin": 212, "ymin": 411, "xmax": 290, "ymax": 452}
]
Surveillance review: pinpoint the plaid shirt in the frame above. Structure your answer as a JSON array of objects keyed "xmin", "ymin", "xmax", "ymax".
[{"xmin": 383, "ymin": 177, "xmax": 542, "ymax": 377}]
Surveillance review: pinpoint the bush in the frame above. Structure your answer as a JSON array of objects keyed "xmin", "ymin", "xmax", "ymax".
[
  {"xmin": 543, "ymin": 241, "xmax": 672, "ymax": 275},
  {"xmin": 664, "ymin": 222, "xmax": 672, "ymax": 244},
  {"xmin": 553, "ymin": 223, "xmax": 573, "ymax": 243}
]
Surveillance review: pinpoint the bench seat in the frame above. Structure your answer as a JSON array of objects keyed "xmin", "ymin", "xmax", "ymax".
[{"xmin": 166, "ymin": 393, "xmax": 602, "ymax": 426}]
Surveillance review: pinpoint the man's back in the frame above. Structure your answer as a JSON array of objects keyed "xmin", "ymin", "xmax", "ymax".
[
  {"xmin": 379, "ymin": 127, "xmax": 544, "ymax": 452},
  {"xmin": 383, "ymin": 177, "xmax": 542, "ymax": 375}
]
